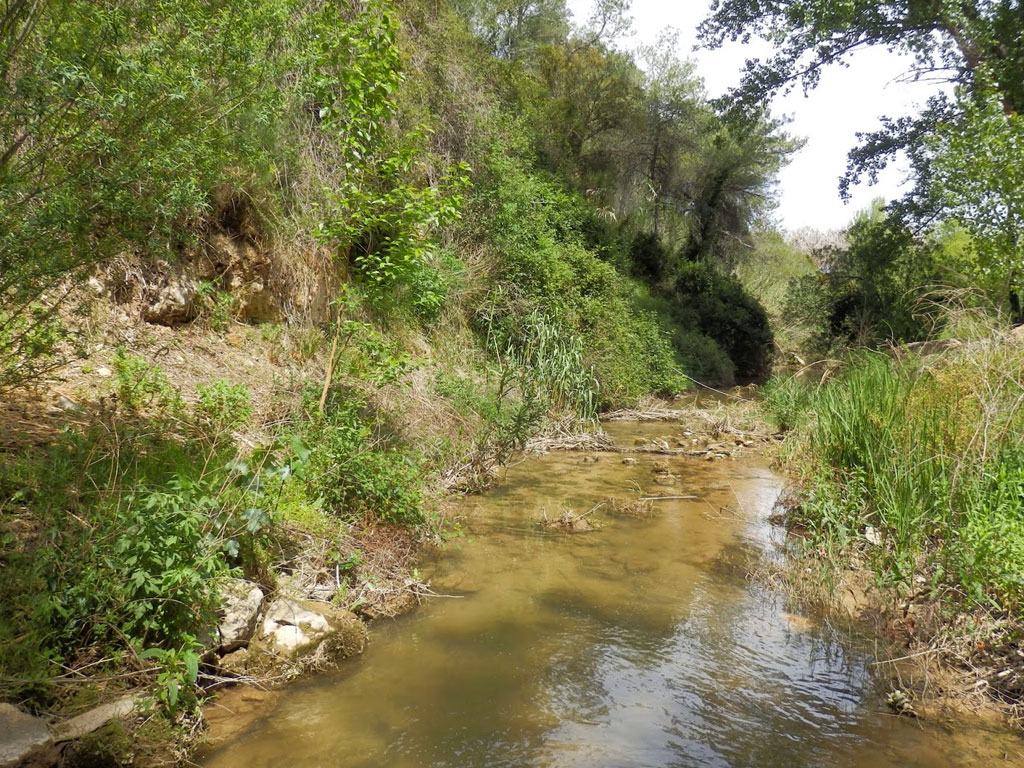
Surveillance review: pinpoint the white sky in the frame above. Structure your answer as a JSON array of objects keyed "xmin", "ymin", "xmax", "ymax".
[{"xmin": 567, "ymin": 0, "xmax": 945, "ymax": 232}]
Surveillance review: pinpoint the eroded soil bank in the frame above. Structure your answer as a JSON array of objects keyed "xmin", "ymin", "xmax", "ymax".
[{"xmin": 199, "ymin": 415, "xmax": 1024, "ymax": 767}]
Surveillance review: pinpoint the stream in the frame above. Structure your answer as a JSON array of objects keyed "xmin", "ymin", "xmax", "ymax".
[{"xmin": 201, "ymin": 420, "xmax": 1023, "ymax": 767}]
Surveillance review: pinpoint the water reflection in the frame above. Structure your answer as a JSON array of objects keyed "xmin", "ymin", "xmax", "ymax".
[{"xmin": 202, "ymin": 424, "xmax": 1022, "ymax": 768}]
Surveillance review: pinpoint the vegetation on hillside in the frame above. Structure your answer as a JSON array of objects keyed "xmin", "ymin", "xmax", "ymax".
[{"xmin": 0, "ymin": 0, "xmax": 792, "ymax": 750}]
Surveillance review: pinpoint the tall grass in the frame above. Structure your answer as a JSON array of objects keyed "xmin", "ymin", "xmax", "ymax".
[{"xmin": 767, "ymin": 337, "xmax": 1024, "ymax": 613}]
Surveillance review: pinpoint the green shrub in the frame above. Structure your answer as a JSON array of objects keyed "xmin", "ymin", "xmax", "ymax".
[
  {"xmin": 195, "ymin": 380, "xmax": 253, "ymax": 433},
  {"xmin": 0, "ymin": 424, "xmax": 284, "ymax": 706},
  {"xmin": 671, "ymin": 329, "xmax": 735, "ymax": 386},
  {"xmin": 628, "ymin": 231, "xmax": 671, "ymax": 283},
  {"xmin": 113, "ymin": 350, "xmax": 182, "ymax": 413},
  {"xmin": 473, "ymin": 153, "xmax": 687, "ymax": 408},
  {"xmin": 196, "ymin": 282, "xmax": 237, "ymax": 332},
  {"xmin": 0, "ymin": 304, "xmax": 65, "ymax": 393},
  {"xmin": 303, "ymin": 393, "xmax": 425, "ymax": 526},
  {"xmin": 673, "ymin": 261, "xmax": 774, "ymax": 381}
]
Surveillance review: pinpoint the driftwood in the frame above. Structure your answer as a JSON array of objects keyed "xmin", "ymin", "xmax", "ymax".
[
  {"xmin": 639, "ymin": 494, "xmax": 699, "ymax": 501},
  {"xmin": 601, "ymin": 407, "xmax": 684, "ymax": 422},
  {"xmin": 526, "ymin": 432, "xmax": 616, "ymax": 452}
]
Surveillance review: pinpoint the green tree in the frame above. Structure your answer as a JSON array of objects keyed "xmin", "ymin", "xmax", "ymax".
[
  {"xmin": 678, "ymin": 112, "xmax": 799, "ymax": 265},
  {"xmin": 699, "ymin": 0, "xmax": 1024, "ymax": 317},
  {"xmin": 457, "ymin": 0, "xmax": 570, "ymax": 60}
]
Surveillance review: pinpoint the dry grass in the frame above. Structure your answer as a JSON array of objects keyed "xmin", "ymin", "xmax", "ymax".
[
  {"xmin": 602, "ymin": 496, "xmax": 656, "ymax": 518},
  {"xmin": 539, "ymin": 503, "xmax": 602, "ymax": 533}
]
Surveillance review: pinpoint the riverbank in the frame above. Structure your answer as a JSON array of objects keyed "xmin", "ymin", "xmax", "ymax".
[
  {"xmin": 8, "ymin": 355, "xmax": 1024, "ymax": 766},
  {"xmin": 1, "ymin": 264, "xmax": 729, "ymax": 768},
  {"xmin": 760, "ymin": 333, "xmax": 1024, "ymax": 732}
]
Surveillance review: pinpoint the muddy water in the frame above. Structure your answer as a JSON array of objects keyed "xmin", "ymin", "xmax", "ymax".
[{"xmin": 202, "ymin": 421, "xmax": 1023, "ymax": 768}]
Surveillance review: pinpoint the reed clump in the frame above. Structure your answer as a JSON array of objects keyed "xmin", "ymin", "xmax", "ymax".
[{"xmin": 765, "ymin": 327, "xmax": 1024, "ymax": 618}]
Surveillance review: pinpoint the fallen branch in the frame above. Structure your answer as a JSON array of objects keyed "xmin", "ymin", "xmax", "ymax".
[{"xmin": 639, "ymin": 495, "xmax": 699, "ymax": 501}]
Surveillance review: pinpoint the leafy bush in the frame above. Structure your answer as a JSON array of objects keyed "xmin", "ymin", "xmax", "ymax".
[
  {"xmin": 196, "ymin": 282, "xmax": 237, "ymax": 332},
  {"xmin": 628, "ymin": 232, "xmax": 672, "ymax": 283},
  {"xmin": 672, "ymin": 261, "xmax": 774, "ymax": 381},
  {"xmin": 303, "ymin": 393, "xmax": 425, "ymax": 526},
  {"xmin": 473, "ymin": 153, "xmax": 687, "ymax": 407},
  {"xmin": 671, "ymin": 328, "xmax": 736, "ymax": 386},
  {"xmin": 0, "ymin": 304, "xmax": 66, "ymax": 393},
  {"xmin": 780, "ymin": 205, "xmax": 982, "ymax": 357},
  {"xmin": 0, "ymin": 424, "xmax": 285, "ymax": 707},
  {"xmin": 113, "ymin": 351, "xmax": 182, "ymax": 413},
  {"xmin": 195, "ymin": 380, "xmax": 253, "ymax": 434}
]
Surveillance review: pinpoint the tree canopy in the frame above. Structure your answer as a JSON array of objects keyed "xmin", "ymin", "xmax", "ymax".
[{"xmin": 699, "ymin": 0, "xmax": 1024, "ymax": 314}]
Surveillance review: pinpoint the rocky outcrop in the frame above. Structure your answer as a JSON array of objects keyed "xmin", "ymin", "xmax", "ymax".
[
  {"xmin": 217, "ymin": 580, "xmax": 264, "ymax": 653},
  {"xmin": 205, "ymin": 587, "xmax": 368, "ymax": 678},
  {"xmin": 125, "ymin": 230, "xmax": 283, "ymax": 327},
  {"xmin": 207, "ymin": 234, "xmax": 281, "ymax": 324},
  {"xmin": 142, "ymin": 270, "xmax": 200, "ymax": 325},
  {"xmin": 257, "ymin": 598, "xmax": 366, "ymax": 660}
]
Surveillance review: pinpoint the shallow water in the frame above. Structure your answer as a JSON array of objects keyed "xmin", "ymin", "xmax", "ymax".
[{"xmin": 202, "ymin": 421, "xmax": 1023, "ymax": 768}]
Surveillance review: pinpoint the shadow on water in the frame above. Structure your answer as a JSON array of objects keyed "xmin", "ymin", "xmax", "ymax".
[{"xmin": 201, "ymin": 423, "xmax": 1024, "ymax": 768}]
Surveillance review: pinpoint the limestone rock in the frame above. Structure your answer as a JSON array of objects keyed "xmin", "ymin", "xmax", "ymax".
[
  {"xmin": 218, "ymin": 580, "xmax": 264, "ymax": 653},
  {"xmin": 0, "ymin": 704, "xmax": 55, "ymax": 768},
  {"xmin": 50, "ymin": 695, "xmax": 139, "ymax": 743},
  {"xmin": 205, "ymin": 234, "xmax": 281, "ymax": 323},
  {"xmin": 85, "ymin": 276, "xmax": 107, "ymax": 297},
  {"xmin": 258, "ymin": 597, "xmax": 366, "ymax": 659},
  {"xmin": 143, "ymin": 274, "xmax": 198, "ymax": 325}
]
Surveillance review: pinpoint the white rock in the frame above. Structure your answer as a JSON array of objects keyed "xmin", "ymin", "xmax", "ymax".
[
  {"xmin": 260, "ymin": 597, "xmax": 331, "ymax": 655},
  {"xmin": 267, "ymin": 624, "xmax": 312, "ymax": 653},
  {"xmin": 143, "ymin": 276, "xmax": 198, "ymax": 325},
  {"xmin": 56, "ymin": 396, "xmax": 81, "ymax": 413},
  {"xmin": 257, "ymin": 597, "xmax": 365, "ymax": 659},
  {"xmin": 218, "ymin": 580, "xmax": 265, "ymax": 652},
  {"xmin": 95, "ymin": 366, "xmax": 112, "ymax": 378},
  {"xmin": 0, "ymin": 703, "xmax": 53, "ymax": 768}
]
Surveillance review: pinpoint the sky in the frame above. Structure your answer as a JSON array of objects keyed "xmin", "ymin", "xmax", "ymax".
[{"xmin": 566, "ymin": 0, "xmax": 945, "ymax": 232}]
